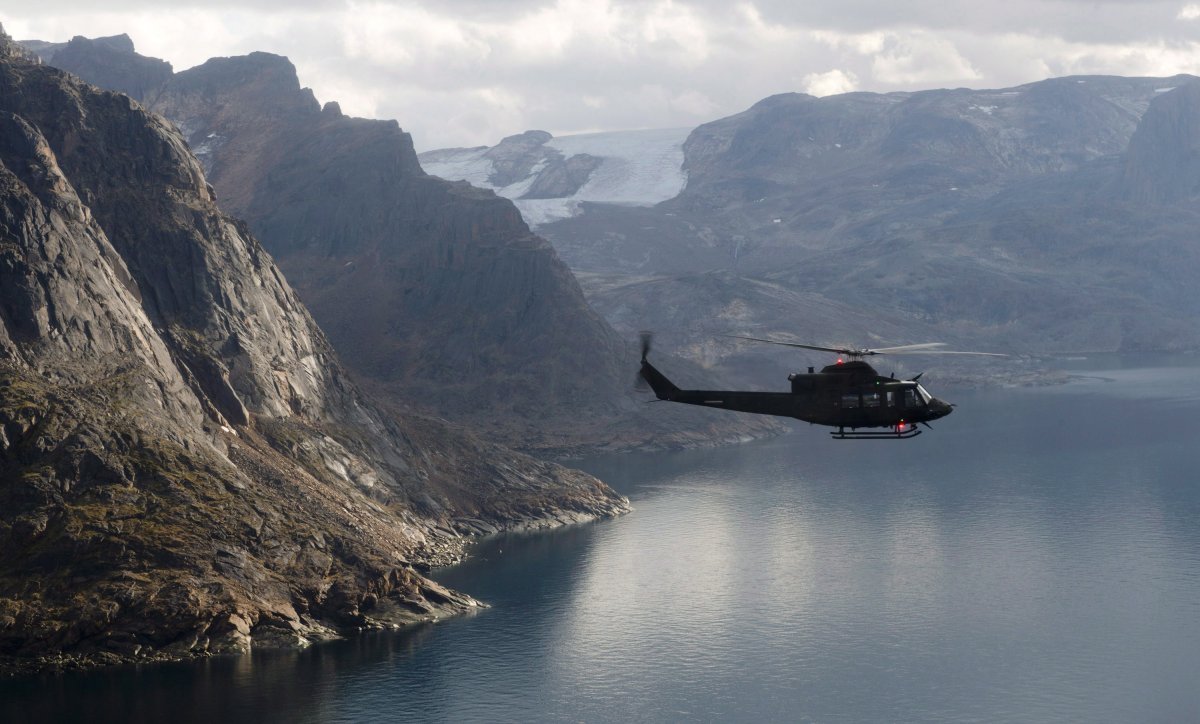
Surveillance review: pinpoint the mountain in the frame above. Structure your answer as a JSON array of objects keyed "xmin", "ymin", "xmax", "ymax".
[
  {"xmin": 453, "ymin": 77, "xmax": 1200, "ymax": 381},
  {"xmin": 28, "ymin": 35, "xmax": 776, "ymax": 453},
  {"xmin": 0, "ymin": 25, "xmax": 627, "ymax": 675}
]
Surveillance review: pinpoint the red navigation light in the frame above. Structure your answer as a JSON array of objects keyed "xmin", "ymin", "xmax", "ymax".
[{"xmin": 836, "ymin": 357, "xmax": 844, "ymax": 365}]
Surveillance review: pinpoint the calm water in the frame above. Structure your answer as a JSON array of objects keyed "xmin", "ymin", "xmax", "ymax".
[{"xmin": 5, "ymin": 358, "xmax": 1200, "ymax": 723}]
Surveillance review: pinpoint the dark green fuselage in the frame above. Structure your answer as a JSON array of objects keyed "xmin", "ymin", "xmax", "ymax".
[{"xmin": 640, "ymin": 359, "xmax": 953, "ymax": 430}]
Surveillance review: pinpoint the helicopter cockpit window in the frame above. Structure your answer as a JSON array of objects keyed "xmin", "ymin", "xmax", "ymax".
[
  {"xmin": 903, "ymin": 388, "xmax": 924, "ymax": 407},
  {"xmin": 916, "ymin": 385, "xmax": 933, "ymax": 405},
  {"xmin": 863, "ymin": 392, "xmax": 881, "ymax": 408},
  {"xmin": 840, "ymin": 393, "xmax": 860, "ymax": 409}
]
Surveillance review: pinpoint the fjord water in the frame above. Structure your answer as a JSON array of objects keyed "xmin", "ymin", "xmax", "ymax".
[{"xmin": 6, "ymin": 358, "xmax": 1200, "ymax": 723}]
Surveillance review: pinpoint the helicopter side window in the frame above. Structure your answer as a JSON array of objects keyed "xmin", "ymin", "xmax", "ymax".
[
  {"xmin": 863, "ymin": 392, "xmax": 881, "ymax": 408},
  {"xmin": 903, "ymin": 389, "xmax": 923, "ymax": 408},
  {"xmin": 886, "ymin": 391, "xmax": 896, "ymax": 407},
  {"xmin": 840, "ymin": 393, "xmax": 860, "ymax": 409}
]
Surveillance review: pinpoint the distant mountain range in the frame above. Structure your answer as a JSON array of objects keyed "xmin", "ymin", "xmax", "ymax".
[{"xmin": 424, "ymin": 75, "xmax": 1200, "ymax": 381}]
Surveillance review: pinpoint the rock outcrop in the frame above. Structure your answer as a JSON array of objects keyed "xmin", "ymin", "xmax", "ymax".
[{"xmin": 0, "ymin": 25, "xmax": 627, "ymax": 675}]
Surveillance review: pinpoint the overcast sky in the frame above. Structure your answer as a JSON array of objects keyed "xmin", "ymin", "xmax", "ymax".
[{"xmin": 6, "ymin": 1, "xmax": 1200, "ymax": 150}]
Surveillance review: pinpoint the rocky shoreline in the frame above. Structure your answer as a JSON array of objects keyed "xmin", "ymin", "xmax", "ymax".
[{"xmin": 0, "ymin": 493, "xmax": 630, "ymax": 678}]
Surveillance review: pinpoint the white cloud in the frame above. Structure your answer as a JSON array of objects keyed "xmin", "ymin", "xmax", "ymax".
[
  {"xmin": 640, "ymin": 1, "xmax": 711, "ymax": 67},
  {"xmin": 8, "ymin": 1, "xmax": 1200, "ymax": 150},
  {"xmin": 870, "ymin": 32, "xmax": 982, "ymax": 85},
  {"xmin": 803, "ymin": 69, "xmax": 859, "ymax": 96},
  {"xmin": 340, "ymin": 2, "xmax": 490, "ymax": 69},
  {"xmin": 811, "ymin": 29, "xmax": 887, "ymax": 55},
  {"xmin": 670, "ymin": 88, "xmax": 719, "ymax": 115}
]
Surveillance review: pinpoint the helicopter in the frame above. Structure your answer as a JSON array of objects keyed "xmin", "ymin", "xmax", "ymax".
[{"xmin": 638, "ymin": 333, "xmax": 1004, "ymax": 439}]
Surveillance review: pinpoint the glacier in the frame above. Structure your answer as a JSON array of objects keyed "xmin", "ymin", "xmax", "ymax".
[{"xmin": 419, "ymin": 127, "xmax": 691, "ymax": 227}]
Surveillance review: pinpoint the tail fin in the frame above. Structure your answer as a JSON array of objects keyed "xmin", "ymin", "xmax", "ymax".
[{"xmin": 639, "ymin": 359, "xmax": 680, "ymax": 400}]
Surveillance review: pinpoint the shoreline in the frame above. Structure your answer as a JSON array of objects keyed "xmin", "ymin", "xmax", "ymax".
[{"xmin": 0, "ymin": 497, "xmax": 630, "ymax": 679}]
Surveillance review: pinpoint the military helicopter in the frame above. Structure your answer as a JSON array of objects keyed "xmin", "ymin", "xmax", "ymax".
[{"xmin": 638, "ymin": 333, "xmax": 1004, "ymax": 439}]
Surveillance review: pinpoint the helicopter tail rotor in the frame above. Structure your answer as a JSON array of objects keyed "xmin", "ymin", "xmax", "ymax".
[
  {"xmin": 635, "ymin": 331, "xmax": 653, "ymax": 391},
  {"xmin": 634, "ymin": 332, "xmax": 681, "ymax": 400}
]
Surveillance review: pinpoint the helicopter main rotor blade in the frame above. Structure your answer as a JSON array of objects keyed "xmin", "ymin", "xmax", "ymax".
[
  {"xmin": 721, "ymin": 335, "xmax": 858, "ymax": 355},
  {"xmin": 869, "ymin": 342, "xmax": 948, "ymax": 353},
  {"xmin": 722, "ymin": 335, "xmax": 1006, "ymax": 358},
  {"xmin": 857, "ymin": 343, "xmax": 1006, "ymax": 356},
  {"xmin": 881, "ymin": 350, "xmax": 1007, "ymax": 357}
]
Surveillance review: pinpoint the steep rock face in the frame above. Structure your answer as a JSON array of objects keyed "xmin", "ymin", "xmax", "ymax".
[
  {"xmin": 36, "ymin": 38, "xmax": 776, "ymax": 451},
  {"xmin": 1119, "ymin": 81, "xmax": 1200, "ymax": 204},
  {"xmin": 148, "ymin": 57, "xmax": 633, "ymax": 443},
  {"xmin": 0, "ymin": 27, "xmax": 627, "ymax": 674}
]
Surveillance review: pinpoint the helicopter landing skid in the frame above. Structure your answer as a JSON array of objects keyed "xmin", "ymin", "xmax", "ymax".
[{"xmin": 831, "ymin": 426, "xmax": 922, "ymax": 440}]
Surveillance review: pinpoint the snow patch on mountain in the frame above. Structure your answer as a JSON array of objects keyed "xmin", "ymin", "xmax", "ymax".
[
  {"xmin": 418, "ymin": 146, "xmax": 494, "ymax": 188},
  {"xmin": 419, "ymin": 127, "xmax": 690, "ymax": 226}
]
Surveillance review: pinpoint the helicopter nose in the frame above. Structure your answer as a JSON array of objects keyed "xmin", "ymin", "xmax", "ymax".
[{"xmin": 930, "ymin": 399, "xmax": 954, "ymax": 419}]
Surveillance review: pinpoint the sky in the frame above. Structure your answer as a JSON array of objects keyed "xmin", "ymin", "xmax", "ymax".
[{"xmin": 6, "ymin": 1, "xmax": 1200, "ymax": 151}]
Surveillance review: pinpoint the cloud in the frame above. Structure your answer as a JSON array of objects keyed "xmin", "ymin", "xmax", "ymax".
[
  {"xmin": 870, "ymin": 32, "xmax": 981, "ymax": 85},
  {"xmin": 803, "ymin": 69, "xmax": 858, "ymax": 96},
  {"xmin": 340, "ymin": 2, "xmax": 490, "ymax": 69},
  {"xmin": 6, "ymin": 1, "xmax": 1200, "ymax": 150}
]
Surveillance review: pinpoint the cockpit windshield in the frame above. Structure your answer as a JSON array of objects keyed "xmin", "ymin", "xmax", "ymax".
[{"xmin": 916, "ymin": 384, "xmax": 933, "ymax": 405}]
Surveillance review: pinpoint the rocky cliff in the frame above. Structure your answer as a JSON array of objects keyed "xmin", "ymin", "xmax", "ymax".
[
  {"xmin": 0, "ymin": 25, "xmax": 627, "ymax": 675},
  {"xmin": 32, "ymin": 36, "xmax": 776, "ymax": 453}
]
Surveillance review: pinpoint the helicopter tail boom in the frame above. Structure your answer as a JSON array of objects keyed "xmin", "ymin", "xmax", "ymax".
[
  {"xmin": 640, "ymin": 359, "xmax": 803, "ymax": 418},
  {"xmin": 639, "ymin": 358, "xmax": 681, "ymax": 400}
]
